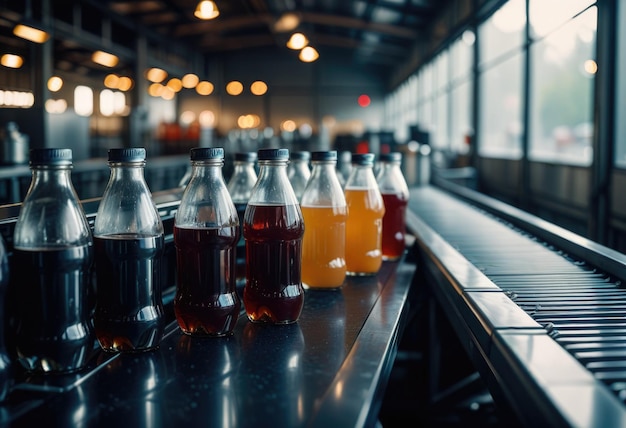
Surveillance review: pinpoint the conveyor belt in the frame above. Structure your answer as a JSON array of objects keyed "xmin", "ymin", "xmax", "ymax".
[{"xmin": 407, "ymin": 185, "xmax": 626, "ymax": 427}]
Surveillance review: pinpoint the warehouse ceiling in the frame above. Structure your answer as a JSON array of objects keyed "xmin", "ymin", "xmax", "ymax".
[{"xmin": 0, "ymin": 0, "xmax": 450, "ymax": 80}]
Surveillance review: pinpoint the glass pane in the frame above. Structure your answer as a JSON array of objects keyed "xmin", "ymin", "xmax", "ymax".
[
  {"xmin": 528, "ymin": 7, "xmax": 596, "ymax": 165},
  {"xmin": 616, "ymin": 2, "xmax": 626, "ymax": 167},
  {"xmin": 451, "ymin": 30, "xmax": 475, "ymax": 82},
  {"xmin": 434, "ymin": 51, "xmax": 449, "ymax": 93},
  {"xmin": 433, "ymin": 92, "xmax": 448, "ymax": 149},
  {"xmin": 477, "ymin": 51, "xmax": 523, "ymax": 159},
  {"xmin": 530, "ymin": 0, "xmax": 595, "ymax": 38},
  {"xmin": 450, "ymin": 79, "xmax": 472, "ymax": 154},
  {"xmin": 479, "ymin": 0, "xmax": 526, "ymax": 66}
]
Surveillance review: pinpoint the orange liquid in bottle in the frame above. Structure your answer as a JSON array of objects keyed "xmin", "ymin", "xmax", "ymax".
[
  {"xmin": 301, "ymin": 205, "xmax": 348, "ymax": 289},
  {"xmin": 344, "ymin": 188, "xmax": 385, "ymax": 275}
]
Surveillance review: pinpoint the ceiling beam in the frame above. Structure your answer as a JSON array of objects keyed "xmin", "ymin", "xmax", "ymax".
[{"xmin": 171, "ymin": 11, "xmax": 418, "ymax": 39}]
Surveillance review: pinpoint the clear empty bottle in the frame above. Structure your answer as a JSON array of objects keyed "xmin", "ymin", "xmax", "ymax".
[
  {"xmin": 11, "ymin": 148, "xmax": 95, "ymax": 373},
  {"xmin": 287, "ymin": 151, "xmax": 311, "ymax": 201},
  {"xmin": 377, "ymin": 152, "xmax": 410, "ymax": 261},
  {"xmin": 244, "ymin": 148, "xmax": 305, "ymax": 324},
  {"xmin": 93, "ymin": 148, "xmax": 165, "ymax": 353},
  {"xmin": 344, "ymin": 153, "xmax": 385, "ymax": 276},
  {"xmin": 301, "ymin": 151, "xmax": 347, "ymax": 289},
  {"xmin": 174, "ymin": 147, "xmax": 241, "ymax": 337},
  {"xmin": 227, "ymin": 151, "xmax": 258, "ymax": 282}
]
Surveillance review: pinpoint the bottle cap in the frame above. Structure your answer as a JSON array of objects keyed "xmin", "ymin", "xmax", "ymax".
[
  {"xmin": 351, "ymin": 153, "xmax": 375, "ymax": 166},
  {"xmin": 311, "ymin": 151, "xmax": 337, "ymax": 161},
  {"xmin": 290, "ymin": 151, "xmax": 311, "ymax": 161},
  {"xmin": 258, "ymin": 148, "xmax": 289, "ymax": 161},
  {"xmin": 234, "ymin": 152, "xmax": 257, "ymax": 162},
  {"xmin": 190, "ymin": 147, "xmax": 224, "ymax": 161},
  {"xmin": 29, "ymin": 148, "xmax": 72, "ymax": 166},
  {"xmin": 108, "ymin": 148, "xmax": 146, "ymax": 162},
  {"xmin": 378, "ymin": 152, "xmax": 402, "ymax": 163}
]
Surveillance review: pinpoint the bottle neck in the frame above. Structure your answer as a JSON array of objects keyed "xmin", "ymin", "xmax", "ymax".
[
  {"xmin": 310, "ymin": 161, "xmax": 336, "ymax": 177},
  {"xmin": 31, "ymin": 166, "xmax": 74, "ymax": 189},
  {"xmin": 345, "ymin": 163, "xmax": 377, "ymax": 189},
  {"xmin": 251, "ymin": 159, "xmax": 298, "ymax": 205},
  {"xmin": 259, "ymin": 160, "xmax": 288, "ymax": 173},
  {"xmin": 109, "ymin": 162, "xmax": 146, "ymax": 182},
  {"xmin": 190, "ymin": 160, "xmax": 223, "ymax": 179}
]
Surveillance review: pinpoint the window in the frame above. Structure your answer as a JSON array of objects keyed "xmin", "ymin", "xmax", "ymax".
[
  {"xmin": 477, "ymin": 52, "xmax": 523, "ymax": 158},
  {"xmin": 614, "ymin": 1, "xmax": 626, "ymax": 167},
  {"xmin": 528, "ymin": 6, "xmax": 596, "ymax": 165}
]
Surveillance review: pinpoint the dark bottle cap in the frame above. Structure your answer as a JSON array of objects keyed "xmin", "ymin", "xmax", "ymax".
[
  {"xmin": 351, "ymin": 153, "xmax": 375, "ymax": 166},
  {"xmin": 378, "ymin": 152, "xmax": 402, "ymax": 163},
  {"xmin": 234, "ymin": 152, "xmax": 257, "ymax": 162},
  {"xmin": 190, "ymin": 147, "xmax": 224, "ymax": 161},
  {"xmin": 290, "ymin": 151, "xmax": 311, "ymax": 161},
  {"xmin": 311, "ymin": 151, "xmax": 337, "ymax": 161},
  {"xmin": 258, "ymin": 148, "xmax": 289, "ymax": 161},
  {"xmin": 108, "ymin": 147, "xmax": 146, "ymax": 162},
  {"xmin": 29, "ymin": 148, "xmax": 73, "ymax": 166}
]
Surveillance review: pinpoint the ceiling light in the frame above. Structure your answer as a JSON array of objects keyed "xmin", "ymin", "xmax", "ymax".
[
  {"xmin": 226, "ymin": 81, "xmax": 243, "ymax": 96},
  {"xmin": 196, "ymin": 81, "xmax": 214, "ymax": 95},
  {"xmin": 118, "ymin": 76, "xmax": 134, "ymax": 92},
  {"xmin": 287, "ymin": 33, "xmax": 308, "ymax": 50},
  {"xmin": 299, "ymin": 46, "xmax": 319, "ymax": 63},
  {"xmin": 146, "ymin": 68, "xmax": 168, "ymax": 83},
  {"xmin": 92, "ymin": 50, "xmax": 119, "ymax": 68},
  {"xmin": 274, "ymin": 12, "xmax": 300, "ymax": 32},
  {"xmin": 13, "ymin": 23, "xmax": 50, "ymax": 43},
  {"xmin": 47, "ymin": 76, "xmax": 63, "ymax": 92},
  {"xmin": 250, "ymin": 81, "xmax": 268, "ymax": 96},
  {"xmin": 182, "ymin": 73, "xmax": 199, "ymax": 88},
  {"xmin": 167, "ymin": 78, "xmax": 183, "ymax": 92},
  {"xmin": 1, "ymin": 54, "xmax": 24, "ymax": 69},
  {"xmin": 194, "ymin": 1, "xmax": 219, "ymax": 20},
  {"xmin": 104, "ymin": 74, "xmax": 120, "ymax": 89}
]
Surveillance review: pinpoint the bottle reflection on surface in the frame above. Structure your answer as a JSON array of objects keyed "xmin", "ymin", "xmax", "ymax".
[
  {"xmin": 240, "ymin": 323, "xmax": 305, "ymax": 426},
  {"xmin": 169, "ymin": 333, "xmax": 240, "ymax": 425},
  {"xmin": 9, "ymin": 374, "xmax": 97, "ymax": 427},
  {"xmin": 94, "ymin": 351, "xmax": 168, "ymax": 426}
]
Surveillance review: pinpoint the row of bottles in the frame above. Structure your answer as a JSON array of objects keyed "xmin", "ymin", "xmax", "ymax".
[
  {"xmin": 229, "ymin": 149, "xmax": 410, "ymax": 289},
  {"xmin": 0, "ymin": 145, "xmax": 409, "ymax": 402},
  {"xmin": 0, "ymin": 147, "xmax": 167, "ymax": 397}
]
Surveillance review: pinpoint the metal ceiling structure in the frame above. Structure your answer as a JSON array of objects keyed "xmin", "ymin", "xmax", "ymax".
[{"xmin": 0, "ymin": 0, "xmax": 451, "ymax": 80}]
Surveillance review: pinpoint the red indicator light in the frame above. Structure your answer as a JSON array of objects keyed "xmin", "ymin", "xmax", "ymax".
[{"xmin": 358, "ymin": 94, "xmax": 370, "ymax": 107}]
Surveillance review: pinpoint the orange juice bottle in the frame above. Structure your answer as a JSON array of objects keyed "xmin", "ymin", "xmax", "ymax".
[
  {"xmin": 344, "ymin": 153, "xmax": 385, "ymax": 275},
  {"xmin": 301, "ymin": 151, "xmax": 347, "ymax": 289}
]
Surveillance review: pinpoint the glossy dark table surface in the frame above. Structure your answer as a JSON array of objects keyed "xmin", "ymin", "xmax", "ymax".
[{"xmin": 1, "ymin": 255, "xmax": 416, "ymax": 427}]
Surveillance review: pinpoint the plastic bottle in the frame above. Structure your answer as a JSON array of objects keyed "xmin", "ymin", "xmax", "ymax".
[
  {"xmin": 344, "ymin": 153, "xmax": 385, "ymax": 276},
  {"xmin": 0, "ymin": 234, "xmax": 11, "ymax": 400},
  {"xmin": 174, "ymin": 147, "xmax": 241, "ymax": 337},
  {"xmin": 227, "ymin": 151, "xmax": 258, "ymax": 281},
  {"xmin": 287, "ymin": 151, "xmax": 311, "ymax": 201},
  {"xmin": 93, "ymin": 148, "xmax": 165, "ymax": 353},
  {"xmin": 300, "ymin": 151, "xmax": 347, "ymax": 289},
  {"xmin": 11, "ymin": 148, "xmax": 95, "ymax": 373},
  {"xmin": 377, "ymin": 152, "xmax": 410, "ymax": 261},
  {"xmin": 243, "ymin": 148, "xmax": 304, "ymax": 324}
]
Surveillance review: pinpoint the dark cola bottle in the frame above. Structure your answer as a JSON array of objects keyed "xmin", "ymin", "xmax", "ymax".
[
  {"xmin": 243, "ymin": 148, "xmax": 304, "ymax": 324},
  {"xmin": 376, "ymin": 152, "xmax": 410, "ymax": 261},
  {"xmin": 11, "ymin": 148, "xmax": 95, "ymax": 374},
  {"xmin": 0, "ymin": 234, "xmax": 13, "ymax": 400},
  {"xmin": 174, "ymin": 147, "xmax": 241, "ymax": 337},
  {"xmin": 93, "ymin": 148, "xmax": 165, "ymax": 353}
]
